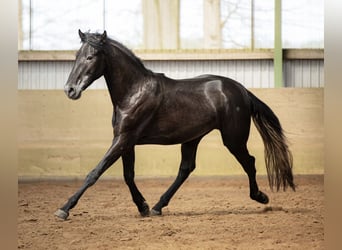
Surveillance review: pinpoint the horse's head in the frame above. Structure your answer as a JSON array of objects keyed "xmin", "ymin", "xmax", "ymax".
[{"xmin": 64, "ymin": 30, "xmax": 107, "ymax": 100}]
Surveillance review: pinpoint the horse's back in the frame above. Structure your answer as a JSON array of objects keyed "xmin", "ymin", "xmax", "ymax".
[
  {"xmin": 163, "ymin": 74, "xmax": 251, "ymax": 114},
  {"xmin": 166, "ymin": 74, "xmax": 252, "ymax": 133}
]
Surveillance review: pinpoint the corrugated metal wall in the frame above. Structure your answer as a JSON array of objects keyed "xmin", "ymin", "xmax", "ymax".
[
  {"xmin": 18, "ymin": 59, "xmax": 324, "ymax": 89},
  {"xmin": 145, "ymin": 60, "xmax": 275, "ymax": 88},
  {"xmin": 284, "ymin": 59, "xmax": 324, "ymax": 87}
]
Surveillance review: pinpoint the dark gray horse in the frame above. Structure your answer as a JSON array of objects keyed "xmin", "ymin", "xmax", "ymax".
[{"xmin": 55, "ymin": 30, "xmax": 295, "ymax": 220}]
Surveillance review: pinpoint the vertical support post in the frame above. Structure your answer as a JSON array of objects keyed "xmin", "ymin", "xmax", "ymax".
[
  {"xmin": 160, "ymin": 0, "xmax": 180, "ymax": 49},
  {"xmin": 203, "ymin": 0, "xmax": 221, "ymax": 49},
  {"xmin": 142, "ymin": 0, "xmax": 161, "ymax": 49},
  {"xmin": 29, "ymin": 0, "xmax": 32, "ymax": 49},
  {"xmin": 274, "ymin": 0, "xmax": 283, "ymax": 87},
  {"xmin": 142, "ymin": 0, "xmax": 179, "ymax": 50},
  {"xmin": 18, "ymin": 0, "xmax": 23, "ymax": 50},
  {"xmin": 251, "ymin": 0, "xmax": 255, "ymax": 50},
  {"xmin": 103, "ymin": 0, "xmax": 106, "ymax": 31}
]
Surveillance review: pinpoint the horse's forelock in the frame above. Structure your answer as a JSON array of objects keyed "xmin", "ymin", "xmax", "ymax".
[{"xmin": 82, "ymin": 32, "xmax": 106, "ymax": 50}]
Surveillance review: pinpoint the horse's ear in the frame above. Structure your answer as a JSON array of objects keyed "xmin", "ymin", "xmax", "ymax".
[
  {"xmin": 101, "ymin": 30, "xmax": 107, "ymax": 42},
  {"xmin": 79, "ymin": 29, "xmax": 86, "ymax": 42}
]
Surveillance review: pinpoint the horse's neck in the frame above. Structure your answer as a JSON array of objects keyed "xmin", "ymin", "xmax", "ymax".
[{"xmin": 104, "ymin": 58, "xmax": 150, "ymax": 107}]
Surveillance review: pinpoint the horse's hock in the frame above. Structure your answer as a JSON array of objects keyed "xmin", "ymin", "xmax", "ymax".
[{"xmin": 18, "ymin": 88, "xmax": 323, "ymax": 179}]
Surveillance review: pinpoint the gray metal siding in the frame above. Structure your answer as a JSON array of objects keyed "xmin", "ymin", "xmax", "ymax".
[
  {"xmin": 19, "ymin": 61, "xmax": 107, "ymax": 89},
  {"xmin": 18, "ymin": 59, "xmax": 323, "ymax": 89},
  {"xmin": 284, "ymin": 59, "xmax": 324, "ymax": 87},
  {"xmin": 144, "ymin": 60, "xmax": 274, "ymax": 88}
]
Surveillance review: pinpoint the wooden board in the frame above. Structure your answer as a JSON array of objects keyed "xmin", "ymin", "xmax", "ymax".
[{"xmin": 18, "ymin": 88, "xmax": 323, "ymax": 180}]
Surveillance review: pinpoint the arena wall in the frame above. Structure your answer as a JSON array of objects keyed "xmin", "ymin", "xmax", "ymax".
[{"xmin": 18, "ymin": 88, "xmax": 323, "ymax": 180}]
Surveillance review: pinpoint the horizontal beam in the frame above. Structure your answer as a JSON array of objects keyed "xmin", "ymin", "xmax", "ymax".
[
  {"xmin": 18, "ymin": 49, "xmax": 324, "ymax": 62},
  {"xmin": 284, "ymin": 49, "xmax": 324, "ymax": 59},
  {"xmin": 136, "ymin": 49, "xmax": 274, "ymax": 60}
]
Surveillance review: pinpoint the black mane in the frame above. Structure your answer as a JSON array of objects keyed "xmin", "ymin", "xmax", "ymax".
[{"xmin": 82, "ymin": 32, "xmax": 150, "ymax": 74}]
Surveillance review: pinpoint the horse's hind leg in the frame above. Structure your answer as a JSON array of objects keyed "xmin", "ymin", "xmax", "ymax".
[
  {"xmin": 222, "ymin": 136, "xmax": 269, "ymax": 204},
  {"xmin": 122, "ymin": 148, "xmax": 150, "ymax": 216},
  {"xmin": 151, "ymin": 137, "xmax": 202, "ymax": 215}
]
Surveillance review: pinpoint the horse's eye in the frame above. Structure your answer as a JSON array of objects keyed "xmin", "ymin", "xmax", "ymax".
[{"xmin": 86, "ymin": 56, "xmax": 93, "ymax": 61}]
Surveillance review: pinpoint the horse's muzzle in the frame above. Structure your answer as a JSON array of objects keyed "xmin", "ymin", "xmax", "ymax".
[{"xmin": 64, "ymin": 84, "xmax": 82, "ymax": 100}]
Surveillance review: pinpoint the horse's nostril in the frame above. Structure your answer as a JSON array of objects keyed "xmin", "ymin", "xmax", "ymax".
[{"xmin": 69, "ymin": 87, "xmax": 75, "ymax": 95}]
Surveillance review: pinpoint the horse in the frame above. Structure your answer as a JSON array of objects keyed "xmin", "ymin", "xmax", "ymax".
[{"xmin": 55, "ymin": 30, "xmax": 295, "ymax": 220}]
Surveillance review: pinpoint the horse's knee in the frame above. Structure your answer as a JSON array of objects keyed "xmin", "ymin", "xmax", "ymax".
[
  {"xmin": 179, "ymin": 162, "xmax": 195, "ymax": 178},
  {"xmin": 124, "ymin": 172, "xmax": 134, "ymax": 185},
  {"xmin": 85, "ymin": 169, "xmax": 100, "ymax": 186}
]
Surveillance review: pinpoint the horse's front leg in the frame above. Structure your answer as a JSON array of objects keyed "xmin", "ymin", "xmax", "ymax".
[
  {"xmin": 122, "ymin": 149, "xmax": 150, "ymax": 216},
  {"xmin": 54, "ymin": 135, "xmax": 130, "ymax": 220}
]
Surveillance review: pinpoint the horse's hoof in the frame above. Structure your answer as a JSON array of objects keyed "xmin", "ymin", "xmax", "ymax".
[
  {"xmin": 139, "ymin": 202, "xmax": 151, "ymax": 217},
  {"xmin": 251, "ymin": 191, "xmax": 269, "ymax": 204},
  {"xmin": 54, "ymin": 209, "xmax": 69, "ymax": 220},
  {"xmin": 140, "ymin": 211, "xmax": 150, "ymax": 217},
  {"xmin": 150, "ymin": 209, "xmax": 162, "ymax": 216}
]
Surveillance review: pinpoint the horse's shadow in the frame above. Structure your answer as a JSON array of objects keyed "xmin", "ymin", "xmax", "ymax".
[{"xmin": 161, "ymin": 206, "xmax": 311, "ymax": 217}]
